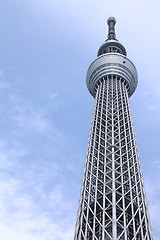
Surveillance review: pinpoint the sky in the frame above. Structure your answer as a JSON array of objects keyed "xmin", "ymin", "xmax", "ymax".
[{"xmin": 0, "ymin": 0, "xmax": 160, "ymax": 239}]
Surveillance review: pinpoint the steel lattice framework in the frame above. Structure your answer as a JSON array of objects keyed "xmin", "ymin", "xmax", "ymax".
[{"xmin": 74, "ymin": 17, "xmax": 153, "ymax": 240}]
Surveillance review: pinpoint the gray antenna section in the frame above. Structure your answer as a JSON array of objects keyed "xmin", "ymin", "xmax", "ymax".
[{"xmin": 107, "ymin": 17, "xmax": 116, "ymax": 40}]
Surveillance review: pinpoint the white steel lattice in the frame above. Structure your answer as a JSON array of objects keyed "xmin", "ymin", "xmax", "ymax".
[{"xmin": 74, "ymin": 76, "xmax": 153, "ymax": 240}]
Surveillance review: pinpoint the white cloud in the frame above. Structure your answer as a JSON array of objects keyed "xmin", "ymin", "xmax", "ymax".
[
  {"xmin": 153, "ymin": 87, "xmax": 160, "ymax": 96},
  {"xmin": 0, "ymin": 67, "xmax": 73, "ymax": 239},
  {"xmin": 0, "ymin": 179, "xmax": 74, "ymax": 240},
  {"xmin": 48, "ymin": 92, "xmax": 59, "ymax": 102},
  {"xmin": 0, "ymin": 141, "xmax": 26, "ymax": 169},
  {"xmin": 14, "ymin": 113, "xmax": 51, "ymax": 134},
  {"xmin": 147, "ymin": 105, "xmax": 158, "ymax": 111},
  {"xmin": 0, "ymin": 212, "xmax": 74, "ymax": 240},
  {"xmin": 0, "ymin": 70, "xmax": 11, "ymax": 90},
  {"xmin": 144, "ymin": 91, "xmax": 149, "ymax": 96},
  {"xmin": 145, "ymin": 177, "xmax": 160, "ymax": 240},
  {"xmin": 0, "ymin": 141, "xmax": 75, "ymax": 240},
  {"xmin": 0, "ymin": 71, "xmax": 65, "ymax": 146}
]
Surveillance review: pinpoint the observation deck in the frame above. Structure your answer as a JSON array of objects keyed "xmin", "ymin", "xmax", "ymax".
[
  {"xmin": 86, "ymin": 17, "xmax": 138, "ymax": 98},
  {"xmin": 86, "ymin": 53, "xmax": 138, "ymax": 98}
]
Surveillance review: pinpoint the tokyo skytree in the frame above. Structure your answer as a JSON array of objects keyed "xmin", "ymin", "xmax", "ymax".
[{"xmin": 74, "ymin": 17, "xmax": 153, "ymax": 240}]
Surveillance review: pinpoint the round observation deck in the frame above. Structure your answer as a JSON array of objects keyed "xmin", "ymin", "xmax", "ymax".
[
  {"xmin": 97, "ymin": 40, "xmax": 127, "ymax": 56},
  {"xmin": 86, "ymin": 53, "xmax": 138, "ymax": 98}
]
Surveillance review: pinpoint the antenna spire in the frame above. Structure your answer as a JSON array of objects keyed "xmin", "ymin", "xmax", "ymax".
[{"xmin": 107, "ymin": 17, "xmax": 116, "ymax": 40}]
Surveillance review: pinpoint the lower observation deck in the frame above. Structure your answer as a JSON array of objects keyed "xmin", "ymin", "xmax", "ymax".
[{"xmin": 86, "ymin": 53, "xmax": 138, "ymax": 98}]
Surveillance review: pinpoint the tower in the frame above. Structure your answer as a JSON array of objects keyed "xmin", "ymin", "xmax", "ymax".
[{"xmin": 74, "ymin": 17, "xmax": 153, "ymax": 240}]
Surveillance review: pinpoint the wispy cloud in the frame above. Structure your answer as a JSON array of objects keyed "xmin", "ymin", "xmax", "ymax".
[
  {"xmin": 147, "ymin": 105, "xmax": 159, "ymax": 111},
  {"xmin": 0, "ymin": 140, "xmax": 26, "ymax": 169},
  {"xmin": 144, "ymin": 91, "xmax": 149, "ymax": 96},
  {"xmin": 0, "ymin": 183, "xmax": 74, "ymax": 240},
  {"xmin": 145, "ymin": 178, "xmax": 160, "ymax": 240},
  {"xmin": 48, "ymin": 92, "xmax": 59, "ymax": 102},
  {"xmin": 0, "ymin": 70, "xmax": 65, "ymax": 148},
  {"xmin": 13, "ymin": 112, "xmax": 51, "ymax": 134},
  {"xmin": 0, "ymin": 69, "xmax": 75, "ymax": 239},
  {"xmin": 0, "ymin": 140, "xmax": 75, "ymax": 240}
]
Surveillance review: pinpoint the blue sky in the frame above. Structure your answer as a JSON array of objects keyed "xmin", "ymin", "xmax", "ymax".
[{"xmin": 0, "ymin": 0, "xmax": 160, "ymax": 239}]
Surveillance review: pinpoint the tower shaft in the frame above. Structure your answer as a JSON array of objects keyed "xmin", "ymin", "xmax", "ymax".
[{"xmin": 74, "ymin": 76, "xmax": 152, "ymax": 239}]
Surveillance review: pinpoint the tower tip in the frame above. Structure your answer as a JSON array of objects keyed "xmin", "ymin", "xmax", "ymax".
[
  {"xmin": 107, "ymin": 17, "xmax": 116, "ymax": 40},
  {"xmin": 107, "ymin": 16, "xmax": 116, "ymax": 25}
]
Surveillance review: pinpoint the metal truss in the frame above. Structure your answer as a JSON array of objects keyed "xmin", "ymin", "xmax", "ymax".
[{"xmin": 74, "ymin": 75, "xmax": 153, "ymax": 240}]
